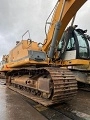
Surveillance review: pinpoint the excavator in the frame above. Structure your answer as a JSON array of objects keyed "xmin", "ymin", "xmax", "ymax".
[{"xmin": 0, "ymin": 0, "xmax": 89, "ymax": 106}]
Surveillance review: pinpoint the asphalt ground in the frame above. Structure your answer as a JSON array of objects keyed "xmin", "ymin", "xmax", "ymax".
[
  {"xmin": 0, "ymin": 79, "xmax": 90, "ymax": 120},
  {"xmin": 0, "ymin": 79, "xmax": 47, "ymax": 120}
]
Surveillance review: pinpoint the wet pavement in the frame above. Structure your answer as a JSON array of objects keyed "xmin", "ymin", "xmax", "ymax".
[
  {"xmin": 33, "ymin": 89, "xmax": 90, "ymax": 120},
  {"xmin": 0, "ymin": 79, "xmax": 47, "ymax": 120},
  {"xmin": 0, "ymin": 79, "xmax": 90, "ymax": 120},
  {"xmin": 53, "ymin": 90, "xmax": 90, "ymax": 120}
]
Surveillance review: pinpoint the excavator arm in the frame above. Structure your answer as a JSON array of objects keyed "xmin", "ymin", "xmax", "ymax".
[{"xmin": 42, "ymin": 0, "xmax": 87, "ymax": 55}]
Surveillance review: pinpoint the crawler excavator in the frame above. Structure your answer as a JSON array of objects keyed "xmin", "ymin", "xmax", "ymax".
[{"xmin": 0, "ymin": 0, "xmax": 89, "ymax": 106}]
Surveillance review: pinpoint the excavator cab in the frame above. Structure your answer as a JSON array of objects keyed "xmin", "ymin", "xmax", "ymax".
[{"xmin": 58, "ymin": 26, "xmax": 90, "ymax": 61}]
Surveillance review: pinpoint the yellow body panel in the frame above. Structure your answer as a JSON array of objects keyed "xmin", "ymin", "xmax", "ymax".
[
  {"xmin": 57, "ymin": 59, "xmax": 90, "ymax": 66},
  {"xmin": 8, "ymin": 40, "xmax": 41, "ymax": 62},
  {"xmin": 7, "ymin": 58, "xmax": 48, "ymax": 68}
]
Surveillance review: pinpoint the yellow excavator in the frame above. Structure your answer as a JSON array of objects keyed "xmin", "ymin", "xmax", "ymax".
[{"xmin": 0, "ymin": 0, "xmax": 89, "ymax": 106}]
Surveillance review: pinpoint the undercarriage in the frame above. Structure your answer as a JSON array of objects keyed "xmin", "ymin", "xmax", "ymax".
[{"xmin": 6, "ymin": 67, "xmax": 77, "ymax": 106}]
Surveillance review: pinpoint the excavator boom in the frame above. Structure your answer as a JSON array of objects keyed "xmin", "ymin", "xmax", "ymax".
[{"xmin": 42, "ymin": 0, "xmax": 87, "ymax": 52}]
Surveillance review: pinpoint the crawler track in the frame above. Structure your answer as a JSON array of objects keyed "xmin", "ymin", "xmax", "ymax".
[
  {"xmin": 7, "ymin": 67, "xmax": 77, "ymax": 106},
  {"xmin": 46, "ymin": 68, "xmax": 77, "ymax": 102}
]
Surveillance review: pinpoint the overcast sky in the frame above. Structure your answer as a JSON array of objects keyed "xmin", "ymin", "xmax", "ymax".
[{"xmin": 0, "ymin": 0, "xmax": 90, "ymax": 60}]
